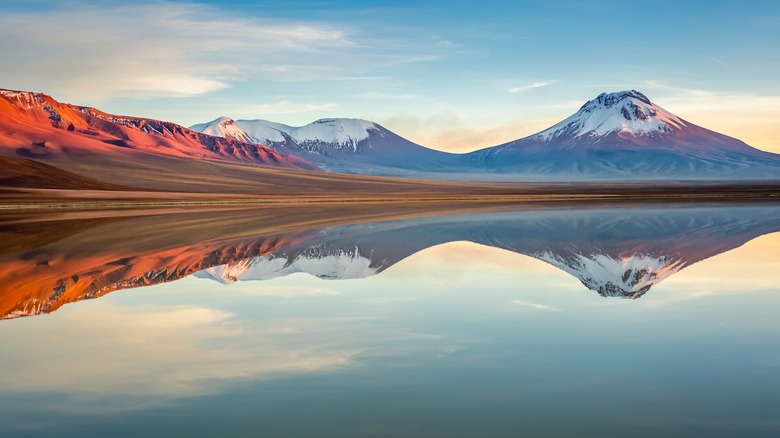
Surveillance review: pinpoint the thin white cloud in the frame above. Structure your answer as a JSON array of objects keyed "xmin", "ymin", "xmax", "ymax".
[
  {"xmin": 377, "ymin": 111, "xmax": 559, "ymax": 152},
  {"xmin": 509, "ymin": 81, "xmax": 551, "ymax": 93},
  {"xmin": 0, "ymin": 301, "xmax": 423, "ymax": 413},
  {"xmin": 698, "ymin": 56, "xmax": 734, "ymax": 69},
  {"xmin": 355, "ymin": 92, "xmax": 419, "ymax": 100},
  {"xmin": 638, "ymin": 81, "xmax": 780, "ymax": 153},
  {"xmin": 511, "ymin": 299, "xmax": 559, "ymax": 311},
  {"xmin": 641, "ymin": 81, "xmax": 780, "ymax": 112},
  {"xmin": 236, "ymin": 101, "xmax": 340, "ymax": 115},
  {"xmin": 125, "ymin": 74, "xmax": 229, "ymax": 96},
  {"xmin": 0, "ymin": 304, "xmax": 359, "ymax": 403}
]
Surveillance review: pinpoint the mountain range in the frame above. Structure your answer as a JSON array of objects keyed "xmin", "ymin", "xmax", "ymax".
[
  {"xmin": 191, "ymin": 90, "xmax": 780, "ymax": 180},
  {"xmin": 3, "ymin": 204, "xmax": 779, "ymax": 319},
  {"xmin": 2, "ymin": 87, "xmax": 778, "ymax": 188},
  {"xmin": 190, "ymin": 116, "xmax": 459, "ymax": 175},
  {"xmin": 0, "ymin": 88, "xmax": 494, "ymax": 195},
  {"xmin": 195, "ymin": 205, "xmax": 780, "ymax": 298}
]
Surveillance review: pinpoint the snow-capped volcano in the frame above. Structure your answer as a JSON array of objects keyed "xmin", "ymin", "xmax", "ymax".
[
  {"xmin": 466, "ymin": 90, "xmax": 780, "ymax": 178},
  {"xmin": 534, "ymin": 90, "xmax": 686, "ymax": 141},
  {"xmin": 190, "ymin": 117, "xmax": 459, "ymax": 174}
]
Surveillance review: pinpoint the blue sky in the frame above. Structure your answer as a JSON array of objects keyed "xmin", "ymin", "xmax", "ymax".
[{"xmin": 1, "ymin": 0, "xmax": 779, "ymax": 152}]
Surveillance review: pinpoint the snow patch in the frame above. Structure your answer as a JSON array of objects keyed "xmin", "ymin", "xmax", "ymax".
[
  {"xmin": 195, "ymin": 247, "xmax": 379, "ymax": 282},
  {"xmin": 0, "ymin": 89, "xmax": 41, "ymax": 109},
  {"xmin": 191, "ymin": 117, "xmax": 378, "ymax": 150},
  {"xmin": 537, "ymin": 250, "xmax": 687, "ymax": 298},
  {"xmin": 1, "ymin": 299, "xmax": 48, "ymax": 319}
]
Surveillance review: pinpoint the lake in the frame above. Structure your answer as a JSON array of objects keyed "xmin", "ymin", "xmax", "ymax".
[{"xmin": 1, "ymin": 202, "xmax": 779, "ymax": 437}]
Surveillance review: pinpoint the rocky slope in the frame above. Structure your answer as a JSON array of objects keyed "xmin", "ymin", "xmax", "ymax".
[{"xmin": 0, "ymin": 89, "xmax": 315, "ymax": 170}]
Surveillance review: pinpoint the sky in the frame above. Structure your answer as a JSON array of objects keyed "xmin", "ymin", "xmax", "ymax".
[{"xmin": 1, "ymin": 0, "xmax": 779, "ymax": 153}]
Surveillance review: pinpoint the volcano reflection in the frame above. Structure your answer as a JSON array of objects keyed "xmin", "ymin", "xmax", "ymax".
[{"xmin": 195, "ymin": 205, "xmax": 780, "ymax": 298}]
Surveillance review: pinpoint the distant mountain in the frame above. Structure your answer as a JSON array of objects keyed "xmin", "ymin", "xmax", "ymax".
[
  {"xmin": 190, "ymin": 117, "xmax": 459, "ymax": 174},
  {"xmin": 465, "ymin": 90, "xmax": 780, "ymax": 179},
  {"xmin": 193, "ymin": 90, "xmax": 780, "ymax": 180},
  {"xmin": 0, "ymin": 89, "xmax": 314, "ymax": 171}
]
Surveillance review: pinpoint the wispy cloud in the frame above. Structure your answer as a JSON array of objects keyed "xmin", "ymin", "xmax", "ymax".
[
  {"xmin": 698, "ymin": 56, "xmax": 734, "ymax": 69},
  {"xmin": 355, "ymin": 92, "xmax": 419, "ymax": 100},
  {"xmin": 0, "ymin": 2, "xmax": 443, "ymax": 101},
  {"xmin": 640, "ymin": 81, "xmax": 780, "ymax": 152},
  {"xmin": 509, "ymin": 81, "xmax": 552, "ymax": 93},
  {"xmin": 0, "ymin": 300, "xmax": 433, "ymax": 413},
  {"xmin": 378, "ymin": 111, "xmax": 558, "ymax": 152},
  {"xmin": 0, "ymin": 304, "xmax": 359, "ymax": 403},
  {"xmin": 642, "ymin": 81, "xmax": 780, "ymax": 111},
  {"xmin": 236, "ymin": 101, "xmax": 339, "ymax": 116},
  {"xmin": 511, "ymin": 299, "xmax": 559, "ymax": 311}
]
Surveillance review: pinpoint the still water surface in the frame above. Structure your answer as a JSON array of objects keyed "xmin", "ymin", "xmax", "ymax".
[{"xmin": 1, "ymin": 203, "xmax": 779, "ymax": 437}]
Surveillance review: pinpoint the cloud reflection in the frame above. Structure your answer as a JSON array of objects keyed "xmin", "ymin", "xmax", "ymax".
[{"xmin": 0, "ymin": 301, "xmax": 362, "ymax": 410}]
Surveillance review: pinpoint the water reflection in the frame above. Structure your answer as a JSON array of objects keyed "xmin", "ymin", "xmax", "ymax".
[
  {"xmin": 1, "ymin": 202, "xmax": 779, "ymax": 319},
  {"xmin": 195, "ymin": 205, "xmax": 780, "ymax": 298},
  {"xmin": 1, "ymin": 203, "xmax": 779, "ymax": 437}
]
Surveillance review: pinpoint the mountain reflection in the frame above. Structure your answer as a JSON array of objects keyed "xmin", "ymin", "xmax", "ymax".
[
  {"xmin": 1, "ymin": 203, "xmax": 779, "ymax": 319},
  {"xmin": 195, "ymin": 205, "xmax": 780, "ymax": 298}
]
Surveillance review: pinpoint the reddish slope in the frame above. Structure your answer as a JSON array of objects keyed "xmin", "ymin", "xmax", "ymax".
[
  {"xmin": 0, "ymin": 155, "xmax": 131, "ymax": 190},
  {"xmin": 0, "ymin": 89, "xmax": 314, "ymax": 170},
  {"xmin": 0, "ymin": 231, "xmax": 319, "ymax": 319},
  {"xmin": 0, "ymin": 211, "xmax": 322, "ymax": 319}
]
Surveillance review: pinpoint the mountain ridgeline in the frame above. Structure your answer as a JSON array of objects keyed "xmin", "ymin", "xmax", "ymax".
[
  {"xmin": 192, "ymin": 90, "xmax": 780, "ymax": 180},
  {"xmin": 0, "ymin": 89, "xmax": 316, "ymax": 172},
  {"xmin": 190, "ymin": 117, "xmax": 459, "ymax": 175},
  {"xmin": 1, "ymin": 86, "xmax": 778, "ymax": 184}
]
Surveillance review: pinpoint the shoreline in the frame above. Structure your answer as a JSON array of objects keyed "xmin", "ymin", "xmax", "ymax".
[{"xmin": 1, "ymin": 185, "xmax": 779, "ymax": 211}]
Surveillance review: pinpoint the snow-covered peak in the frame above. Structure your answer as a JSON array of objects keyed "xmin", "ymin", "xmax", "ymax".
[
  {"xmin": 190, "ymin": 117, "xmax": 380, "ymax": 150},
  {"xmin": 537, "ymin": 250, "xmax": 688, "ymax": 298},
  {"xmin": 194, "ymin": 247, "xmax": 379, "ymax": 283},
  {"xmin": 301, "ymin": 118, "xmax": 378, "ymax": 143},
  {"xmin": 189, "ymin": 116, "xmax": 255, "ymax": 143},
  {"xmin": 211, "ymin": 116, "xmax": 234, "ymax": 126},
  {"xmin": 534, "ymin": 90, "xmax": 687, "ymax": 142}
]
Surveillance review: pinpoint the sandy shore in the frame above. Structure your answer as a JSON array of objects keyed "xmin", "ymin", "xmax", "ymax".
[{"xmin": 1, "ymin": 183, "xmax": 779, "ymax": 212}]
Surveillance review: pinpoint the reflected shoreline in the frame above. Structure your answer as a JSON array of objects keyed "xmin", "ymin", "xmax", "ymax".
[{"xmin": 2, "ymin": 179, "xmax": 780, "ymax": 212}]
